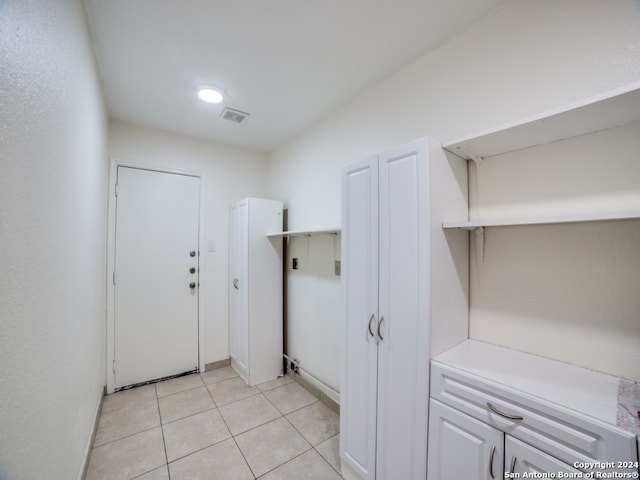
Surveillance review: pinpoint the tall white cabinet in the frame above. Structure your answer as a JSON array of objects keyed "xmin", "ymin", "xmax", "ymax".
[
  {"xmin": 228, "ymin": 197, "xmax": 283, "ymax": 386},
  {"xmin": 340, "ymin": 138, "xmax": 469, "ymax": 480}
]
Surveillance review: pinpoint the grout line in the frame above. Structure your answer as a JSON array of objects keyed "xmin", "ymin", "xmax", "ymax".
[
  {"xmin": 92, "ymin": 423, "xmax": 162, "ymax": 449},
  {"xmin": 155, "ymin": 384, "xmax": 171, "ymax": 478},
  {"xmin": 230, "ymin": 436, "xmax": 257, "ymax": 479},
  {"xmin": 165, "ymin": 437, "xmax": 234, "ymax": 466},
  {"xmin": 209, "ymin": 383, "xmax": 259, "ymax": 478},
  {"xmin": 254, "ymin": 445, "xmax": 315, "ymax": 479}
]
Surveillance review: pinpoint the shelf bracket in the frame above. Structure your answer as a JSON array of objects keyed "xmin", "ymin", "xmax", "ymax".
[
  {"xmin": 454, "ymin": 146, "xmax": 483, "ymax": 166},
  {"xmin": 474, "ymin": 227, "xmax": 485, "ymax": 286}
]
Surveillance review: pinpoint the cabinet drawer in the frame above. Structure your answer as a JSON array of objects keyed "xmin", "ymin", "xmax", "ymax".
[{"xmin": 431, "ymin": 362, "xmax": 637, "ymax": 469}]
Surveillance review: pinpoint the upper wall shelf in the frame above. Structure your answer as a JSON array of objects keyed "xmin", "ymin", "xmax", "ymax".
[
  {"xmin": 443, "ymin": 210, "xmax": 640, "ymax": 230},
  {"xmin": 267, "ymin": 228, "xmax": 341, "ymax": 238},
  {"xmin": 442, "ymin": 81, "xmax": 640, "ymax": 162}
]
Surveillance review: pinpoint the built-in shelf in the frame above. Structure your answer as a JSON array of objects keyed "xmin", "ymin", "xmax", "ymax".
[
  {"xmin": 267, "ymin": 227, "xmax": 341, "ymax": 238},
  {"xmin": 443, "ymin": 210, "xmax": 640, "ymax": 230},
  {"xmin": 443, "ymin": 81, "xmax": 640, "ymax": 162}
]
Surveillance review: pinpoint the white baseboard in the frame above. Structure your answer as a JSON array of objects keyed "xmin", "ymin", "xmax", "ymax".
[{"xmin": 78, "ymin": 386, "xmax": 105, "ymax": 480}]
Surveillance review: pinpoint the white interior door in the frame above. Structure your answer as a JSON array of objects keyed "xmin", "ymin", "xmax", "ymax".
[{"xmin": 113, "ymin": 166, "xmax": 200, "ymax": 389}]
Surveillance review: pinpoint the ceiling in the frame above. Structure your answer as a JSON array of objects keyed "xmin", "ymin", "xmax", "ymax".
[{"xmin": 83, "ymin": 0, "xmax": 510, "ymax": 152}]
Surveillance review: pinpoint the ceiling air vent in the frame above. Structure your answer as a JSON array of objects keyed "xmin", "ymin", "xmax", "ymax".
[{"xmin": 220, "ymin": 107, "xmax": 250, "ymax": 124}]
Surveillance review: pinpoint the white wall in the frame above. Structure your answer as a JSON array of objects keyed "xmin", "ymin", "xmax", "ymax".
[
  {"xmin": 267, "ymin": 0, "xmax": 640, "ymax": 387},
  {"xmin": 0, "ymin": 0, "xmax": 108, "ymax": 478},
  {"xmin": 108, "ymin": 121, "xmax": 270, "ymax": 365}
]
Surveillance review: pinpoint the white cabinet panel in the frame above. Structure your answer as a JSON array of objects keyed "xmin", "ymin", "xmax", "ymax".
[
  {"xmin": 505, "ymin": 436, "xmax": 580, "ymax": 477},
  {"xmin": 428, "ymin": 399, "xmax": 503, "ymax": 480},
  {"xmin": 376, "ymin": 143, "xmax": 429, "ymax": 480},
  {"xmin": 341, "ymin": 156, "xmax": 378, "ymax": 480},
  {"xmin": 229, "ymin": 201, "xmax": 249, "ymax": 373},
  {"xmin": 228, "ymin": 198, "xmax": 283, "ymax": 386}
]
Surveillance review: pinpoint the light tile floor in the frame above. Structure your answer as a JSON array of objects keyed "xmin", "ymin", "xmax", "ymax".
[{"xmin": 86, "ymin": 368, "xmax": 342, "ymax": 480}]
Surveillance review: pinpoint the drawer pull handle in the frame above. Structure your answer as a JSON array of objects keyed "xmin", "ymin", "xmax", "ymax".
[
  {"xmin": 489, "ymin": 445, "xmax": 496, "ymax": 479},
  {"xmin": 487, "ymin": 402, "xmax": 524, "ymax": 420}
]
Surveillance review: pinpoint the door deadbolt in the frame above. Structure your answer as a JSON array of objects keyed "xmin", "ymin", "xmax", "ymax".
[
  {"xmin": 189, "ymin": 282, "xmax": 196, "ymax": 289},
  {"xmin": 190, "ymin": 267, "xmax": 196, "ymax": 274},
  {"xmin": 189, "ymin": 250, "xmax": 196, "ymax": 257}
]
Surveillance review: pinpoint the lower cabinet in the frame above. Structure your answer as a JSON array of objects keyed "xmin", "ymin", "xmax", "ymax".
[
  {"xmin": 428, "ymin": 399, "xmax": 502, "ymax": 480},
  {"xmin": 427, "ymin": 341, "xmax": 639, "ymax": 480},
  {"xmin": 428, "ymin": 399, "xmax": 585, "ymax": 480}
]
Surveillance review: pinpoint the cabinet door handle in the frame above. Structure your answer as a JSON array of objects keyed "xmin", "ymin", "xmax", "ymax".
[
  {"xmin": 368, "ymin": 314, "xmax": 376, "ymax": 338},
  {"xmin": 510, "ymin": 456, "xmax": 517, "ymax": 475},
  {"xmin": 489, "ymin": 445, "xmax": 496, "ymax": 479},
  {"xmin": 487, "ymin": 402, "xmax": 524, "ymax": 421},
  {"xmin": 377, "ymin": 316, "xmax": 384, "ymax": 341},
  {"xmin": 233, "ymin": 278, "xmax": 239, "ymax": 290}
]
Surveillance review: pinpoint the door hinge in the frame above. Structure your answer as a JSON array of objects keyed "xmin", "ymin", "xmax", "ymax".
[
  {"xmin": 114, "ymin": 183, "xmax": 119, "ymax": 197},
  {"xmin": 112, "ymin": 359, "xmax": 116, "ymax": 373}
]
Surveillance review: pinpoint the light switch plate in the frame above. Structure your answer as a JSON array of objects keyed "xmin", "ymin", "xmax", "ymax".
[{"xmin": 207, "ymin": 239, "xmax": 216, "ymax": 252}]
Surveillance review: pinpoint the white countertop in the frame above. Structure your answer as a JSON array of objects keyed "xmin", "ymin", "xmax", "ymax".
[{"xmin": 432, "ymin": 340, "xmax": 622, "ymax": 426}]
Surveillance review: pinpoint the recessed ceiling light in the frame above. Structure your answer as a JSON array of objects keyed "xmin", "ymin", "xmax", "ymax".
[{"xmin": 197, "ymin": 86, "xmax": 224, "ymax": 104}]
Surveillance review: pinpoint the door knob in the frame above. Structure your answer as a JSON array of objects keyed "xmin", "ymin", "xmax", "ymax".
[
  {"xmin": 189, "ymin": 282, "xmax": 196, "ymax": 289},
  {"xmin": 189, "ymin": 250, "xmax": 196, "ymax": 257}
]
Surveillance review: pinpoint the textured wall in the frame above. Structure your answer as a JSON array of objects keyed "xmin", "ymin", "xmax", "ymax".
[
  {"xmin": 267, "ymin": 0, "xmax": 640, "ymax": 387},
  {"xmin": 0, "ymin": 0, "xmax": 108, "ymax": 478}
]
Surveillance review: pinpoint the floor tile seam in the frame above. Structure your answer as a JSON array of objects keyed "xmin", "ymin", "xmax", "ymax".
[
  {"xmin": 156, "ymin": 383, "xmax": 170, "ymax": 475},
  {"xmin": 255, "ymin": 375, "xmax": 293, "ymax": 393},
  {"xmin": 209, "ymin": 388, "xmax": 262, "ymax": 407},
  {"xmin": 92, "ymin": 421, "xmax": 164, "ymax": 449},
  {"xmin": 281, "ymin": 408, "xmax": 325, "ymax": 447},
  {"xmin": 156, "ymin": 383, "xmax": 208, "ymax": 400},
  {"xmin": 217, "ymin": 390, "xmax": 268, "ymax": 410},
  {"xmin": 201, "ymin": 380, "xmax": 220, "ymax": 407},
  {"xmin": 225, "ymin": 407, "xmax": 285, "ymax": 439},
  {"xmin": 164, "ymin": 432, "xmax": 234, "ymax": 465},
  {"xmin": 214, "ymin": 395, "xmax": 253, "ymax": 445},
  {"xmin": 101, "ymin": 391, "xmax": 162, "ymax": 415},
  {"xmin": 160, "ymin": 405, "xmax": 219, "ymax": 427},
  {"xmin": 311, "ymin": 438, "xmax": 342, "ymax": 478},
  {"xmin": 253, "ymin": 444, "xmax": 316, "ymax": 479},
  {"xmin": 260, "ymin": 390, "xmax": 287, "ymax": 416},
  {"xmin": 129, "ymin": 463, "xmax": 169, "ymax": 480},
  {"xmin": 279, "ymin": 397, "xmax": 322, "ymax": 417},
  {"xmin": 229, "ymin": 434, "xmax": 259, "ymax": 479},
  {"xmin": 101, "ymin": 398, "xmax": 159, "ymax": 415},
  {"xmin": 198, "ymin": 372, "xmax": 240, "ymax": 386}
]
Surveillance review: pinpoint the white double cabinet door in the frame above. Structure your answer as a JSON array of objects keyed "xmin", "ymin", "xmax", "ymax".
[
  {"xmin": 340, "ymin": 138, "xmax": 468, "ymax": 480},
  {"xmin": 428, "ymin": 399, "xmax": 582, "ymax": 479}
]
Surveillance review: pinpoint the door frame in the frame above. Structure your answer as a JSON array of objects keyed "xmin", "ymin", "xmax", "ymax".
[{"xmin": 106, "ymin": 157, "xmax": 206, "ymax": 393}]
